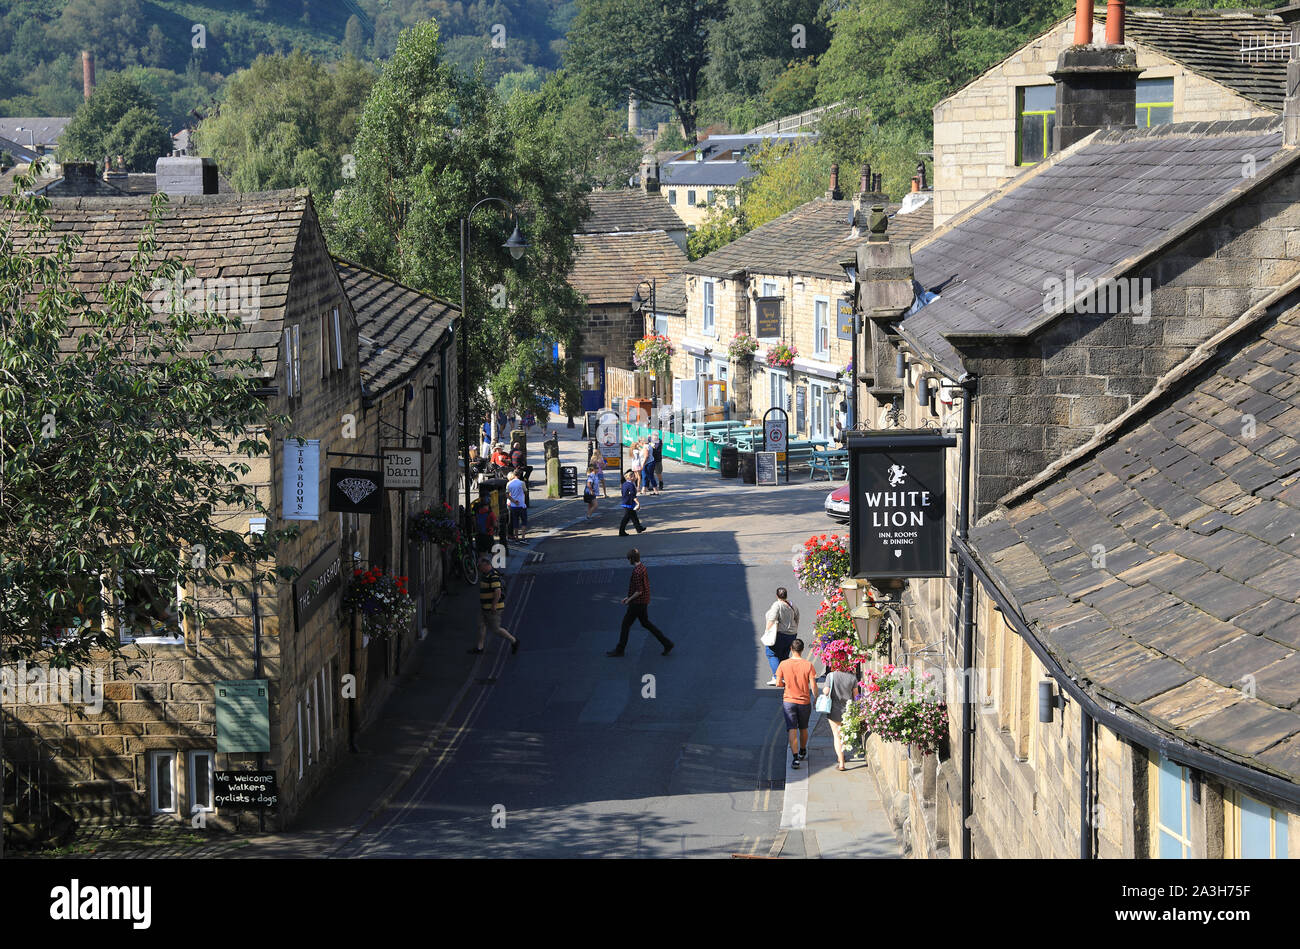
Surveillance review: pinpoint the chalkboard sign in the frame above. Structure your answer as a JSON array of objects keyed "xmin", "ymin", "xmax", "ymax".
[
  {"xmin": 214, "ymin": 770, "xmax": 279, "ymax": 810},
  {"xmin": 560, "ymin": 465, "xmax": 578, "ymax": 497},
  {"xmin": 756, "ymin": 451, "xmax": 778, "ymax": 486},
  {"xmin": 584, "ymin": 411, "xmax": 600, "ymax": 438}
]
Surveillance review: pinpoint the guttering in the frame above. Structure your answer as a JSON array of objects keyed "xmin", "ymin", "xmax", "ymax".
[{"xmin": 953, "ymin": 534, "xmax": 1300, "ymax": 809}]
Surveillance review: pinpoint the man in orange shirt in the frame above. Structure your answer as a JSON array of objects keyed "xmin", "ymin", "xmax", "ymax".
[{"xmin": 775, "ymin": 639, "xmax": 819, "ymax": 770}]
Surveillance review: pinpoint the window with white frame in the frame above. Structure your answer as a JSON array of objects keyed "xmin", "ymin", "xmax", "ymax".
[
  {"xmin": 688, "ymin": 189, "xmax": 697, "ymax": 205},
  {"xmin": 814, "ymin": 297, "xmax": 830, "ymax": 358},
  {"xmin": 149, "ymin": 750, "xmax": 177, "ymax": 814},
  {"xmin": 693, "ymin": 355, "xmax": 709, "ymax": 380},
  {"xmin": 768, "ymin": 369, "xmax": 789, "ymax": 413},
  {"xmin": 810, "ymin": 381, "xmax": 831, "ymax": 440},
  {"xmin": 702, "ymin": 280, "xmax": 716, "ymax": 336},
  {"xmin": 188, "ymin": 750, "xmax": 214, "ymax": 813},
  {"xmin": 654, "ymin": 312, "xmax": 669, "ymax": 337},
  {"xmin": 762, "ymin": 280, "xmax": 777, "ymax": 297},
  {"xmin": 1152, "ymin": 754, "xmax": 1193, "ymax": 859},
  {"xmin": 283, "ymin": 325, "xmax": 301, "ymax": 398},
  {"xmin": 114, "ymin": 566, "xmax": 187, "ymax": 645},
  {"xmin": 668, "ymin": 190, "xmax": 677, "ymax": 205}
]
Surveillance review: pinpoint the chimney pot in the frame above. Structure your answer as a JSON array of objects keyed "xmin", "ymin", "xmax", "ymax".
[
  {"xmin": 859, "ymin": 164, "xmax": 870, "ymax": 195},
  {"xmin": 911, "ymin": 176, "xmax": 920, "ymax": 193},
  {"xmin": 1105, "ymin": 1, "xmax": 1125, "ymax": 46},
  {"xmin": 1074, "ymin": 0, "xmax": 1094, "ymax": 46},
  {"xmin": 827, "ymin": 162, "xmax": 841, "ymax": 200}
]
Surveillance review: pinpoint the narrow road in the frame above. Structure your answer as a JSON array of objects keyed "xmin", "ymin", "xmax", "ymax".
[{"xmin": 340, "ymin": 457, "xmax": 843, "ymax": 857}]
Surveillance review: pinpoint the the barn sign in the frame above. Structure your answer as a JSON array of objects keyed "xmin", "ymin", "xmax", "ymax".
[{"xmin": 847, "ymin": 430, "xmax": 956, "ymax": 578}]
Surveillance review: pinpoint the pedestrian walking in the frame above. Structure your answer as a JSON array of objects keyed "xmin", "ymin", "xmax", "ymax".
[
  {"xmin": 630, "ymin": 438, "xmax": 645, "ymax": 489},
  {"xmin": 774, "ymin": 639, "xmax": 818, "ymax": 769},
  {"xmin": 819, "ymin": 666, "xmax": 860, "ymax": 771},
  {"xmin": 593, "ymin": 451, "xmax": 609, "ymax": 497},
  {"xmin": 506, "ymin": 467, "xmax": 528, "ymax": 541},
  {"xmin": 469, "ymin": 556, "xmax": 519, "ymax": 655},
  {"xmin": 762, "ymin": 587, "xmax": 800, "ymax": 686},
  {"xmin": 643, "ymin": 434, "xmax": 659, "ymax": 494},
  {"xmin": 584, "ymin": 462, "xmax": 600, "ymax": 518},
  {"xmin": 652, "ymin": 431, "xmax": 665, "ymax": 490},
  {"xmin": 606, "ymin": 548, "xmax": 673, "ymax": 657},
  {"xmin": 618, "ymin": 469, "xmax": 646, "ymax": 536},
  {"xmin": 473, "ymin": 498, "xmax": 498, "ymax": 554}
]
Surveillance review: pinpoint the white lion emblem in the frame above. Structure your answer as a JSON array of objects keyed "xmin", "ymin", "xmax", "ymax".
[{"xmin": 887, "ymin": 464, "xmax": 907, "ymax": 487}]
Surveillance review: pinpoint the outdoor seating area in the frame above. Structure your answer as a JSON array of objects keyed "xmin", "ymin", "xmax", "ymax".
[
  {"xmin": 809, "ymin": 447, "xmax": 850, "ymax": 481},
  {"xmin": 628, "ymin": 418, "xmax": 834, "ymax": 475}
]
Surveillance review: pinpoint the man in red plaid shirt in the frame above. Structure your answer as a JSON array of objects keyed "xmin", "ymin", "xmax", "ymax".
[{"xmin": 607, "ymin": 548, "xmax": 674, "ymax": 657}]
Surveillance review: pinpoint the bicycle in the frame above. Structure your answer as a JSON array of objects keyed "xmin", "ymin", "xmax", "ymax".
[{"xmin": 442, "ymin": 524, "xmax": 478, "ymax": 587}]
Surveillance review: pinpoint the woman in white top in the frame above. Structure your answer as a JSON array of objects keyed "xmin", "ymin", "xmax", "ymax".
[
  {"xmin": 630, "ymin": 438, "xmax": 645, "ymax": 489},
  {"xmin": 762, "ymin": 587, "xmax": 800, "ymax": 686}
]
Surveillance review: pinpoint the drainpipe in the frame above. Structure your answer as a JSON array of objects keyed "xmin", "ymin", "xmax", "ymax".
[
  {"xmin": 1074, "ymin": 0, "xmax": 1094, "ymax": 45},
  {"xmin": 1081, "ymin": 708, "xmax": 1094, "ymax": 858},
  {"xmin": 956, "ymin": 371, "xmax": 977, "ymax": 859}
]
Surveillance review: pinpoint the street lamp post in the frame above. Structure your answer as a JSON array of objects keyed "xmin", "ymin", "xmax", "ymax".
[
  {"xmin": 631, "ymin": 278, "xmax": 658, "ymax": 419},
  {"xmin": 459, "ymin": 198, "xmax": 527, "ymax": 527}
]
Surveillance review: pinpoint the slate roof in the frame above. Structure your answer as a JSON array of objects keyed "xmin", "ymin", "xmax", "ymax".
[
  {"xmin": 655, "ymin": 273, "xmax": 687, "ymax": 316},
  {"xmin": 660, "ymin": 162, "xmax": 754, "ymax": 187},
  {"xmin": 970, "ymin": 284, "xmax": 1300, "ymax": 785},
  {"xmin": 9, "ymin": 190, "xmax": 312, "ymax": 379},
  {"xmin": 685, "ymin": 196, "xmax": 934, "ymax": 282},
  {"xmin": 335, "ymin": 258, "xmax": 458, "ymax": 400},
  {"xmin": 904, "ymin": 117, "xmax": 1293, "ymax": 375},
  {"xmin": 1099, "ymin": 7, "xmax": 1288, "ymax": 113},
  {"xmin": 579, "ymin": 189, "xmax": 685, "ymax": 235},
  {"xmin": 0, "ymin": 135, "xmax": 39, "ymax": 163},
  {"xmin": 569, "ymin": 231, "xmax": 687, "ymax": 306},
  {"xmin": 0, "ymin": 117, "xmax": 70, "ymax": 149}
]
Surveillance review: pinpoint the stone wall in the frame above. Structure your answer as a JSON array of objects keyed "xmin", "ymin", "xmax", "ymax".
[
  {"xmin": 581, "ymin": 304, "xmax": 642, "ymax": 375},
  {"xmin": 932, "ymin": 16, "xmax": 1272, "ymax": 226}
]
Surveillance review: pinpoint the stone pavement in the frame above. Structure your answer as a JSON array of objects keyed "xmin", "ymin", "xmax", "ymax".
[{"xmin": 798, "ymin": 712, "xmax": 900, "ymax": 858}]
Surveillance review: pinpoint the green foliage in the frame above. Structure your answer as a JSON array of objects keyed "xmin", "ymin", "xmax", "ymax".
[
  {"xmin": 193, "ymin": 52, "xmax": 375, "ymax": 205},
  {"xmin": 60, "ymin": 74, "xmax": 173, "ymax": 171},
  {"xmin": 687, "ymin": 202, "xmax": 746, "ymax": 260},
  {"xmin": 330, "ymin": 21, "xmax": 586, "ymax": 424},
  {"xmin": 531, "ymin": 71, "xmax": 642, "ymax": 190},
  {"xmin": 0, "ymin": 167, "xmax": 295, "ymax": 663},
  {"xmin": 741, "ymin": 139, "xmax": 833, "ymax": 228},
  {"xmin": 703, "ymin": 0, "xmax": 828, "ymax": 107},
  {"xmin": 565, "ymin": 0, "xmax": 726, "ymax": 142}
]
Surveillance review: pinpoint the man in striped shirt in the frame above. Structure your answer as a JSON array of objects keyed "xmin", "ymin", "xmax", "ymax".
[
  {"xmin": 607, "ymin": 548, "xmax": 674, "ymax": 657},
  {"xmin": 469, "ymin": 556, "xmax": 519, "ymax": 655}
]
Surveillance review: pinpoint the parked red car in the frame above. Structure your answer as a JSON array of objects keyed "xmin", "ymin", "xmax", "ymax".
[{"xmin": 824, "ymin": 483, "xmax": 850, "ymax": 522}]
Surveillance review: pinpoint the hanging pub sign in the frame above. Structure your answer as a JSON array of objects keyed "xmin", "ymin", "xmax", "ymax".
[
  {"xmin": 755, "ymin": 297, "xmax": 782, "ymax": 338},
  {"xmin": 383, "ymin": 448, "xmax": 422, "ymax": 490},
  {"xmin": 329, "ymin": 467, "xmax": 383, "ymax": 515},
  {"xmin": 836, "ymin": 299, "xmax": 855, "ymax": 341},
  {"xmin": 847, "ymin": 430, "xmax": 956, "ymax": 579},
  {"xmin": 293, "ymin": 540, "xmax": 341, "ymax": 630},
  {"xmin": 282, "ymin": 439, "xmax": 320, "ymax": 521}
]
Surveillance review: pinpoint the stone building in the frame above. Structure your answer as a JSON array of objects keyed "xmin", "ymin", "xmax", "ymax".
[
  {"xmin": 3, "ymin": 188, "xmax": 458, "ymax": 838},
  {"xmin": 334, "ymin": 258, "xmax": 459, "ymax": 706},
  {"xmin": 845, "ymin": 2, "xmax": 1300, "ymax": 857},
  {"xmin": 933, "ymin": 5, "xmax": 1283, "ymax": 226},
  {"xmin": 568, "ymin": 192, "xmax": 688, "ymax": 413},
  {"xmin": 678, "ymin": 168, "xmax": 932, "ymax": 430}
]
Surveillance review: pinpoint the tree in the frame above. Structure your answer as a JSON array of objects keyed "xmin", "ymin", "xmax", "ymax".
[
  {"xmin": 740, "ymin": 139, "xmax": 834, "ymax": 228},
  {"xmin": 0, "ymin": 168, "xmax": 295, "ymax": 664},
  {"xmin": 687, "ymin": 202, "xmax": 747, "ymax": 260},
  {"xmin": 60, "ymin": 74, "xmax": 173, "ymax": 171},
  {"xmin": 343, "ymin": 14, "xmax": 369, "ymax": 58},
  {"xmin": 532, "ymin": 71, "xmax": 642, "ymax": 190},
  {"xmin": 564, "ymin": 0, "xmax": 725, "ymax": 143},
  {"xmin": 703, "ymin": 0, "xmax": 829, "ymax": 107},
  {"xmin": 330, "ymin": 22, "xmax": 585, "ymax": 424},
  {"xmin": 194, "ymin": 52, "xmax": 375, "ymax": 204}
]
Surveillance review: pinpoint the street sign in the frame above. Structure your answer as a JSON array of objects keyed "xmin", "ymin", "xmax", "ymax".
[
  {"xmin": 383, "ymin": 448, "xmax": 422, "ymax": 489},
  {"xmin": 836, "ymin": 298, "xmax": 855, "ymax": 340},
  {"xmin": 214, "ymin": 770, "xmax": 279, "ymax": 810},
  {"xmin": 762, "ymin": 407, "xmax": 789, "ymax": 484},
  {"xmin": 560, "ymin": 465, "xmax": 578, "ymax": 497},
  {"xmin": 756, "ymin": 451, "xmax": 778, "ymax": 486},
  {"xmin": 847, "ymin": 430, "xmax": 956, "ymax": 578},
  {"xmin": 215, "ymin": 680, "xmax": 270, "ymax": 754},
  {"xmin": 596, "ymin": 409, "xmax": 622, "ymax": 471}
]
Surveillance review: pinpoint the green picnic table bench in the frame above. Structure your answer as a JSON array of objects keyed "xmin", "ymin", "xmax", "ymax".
[{"xmin": 809, "ymin": 447, "xmax": 850, "ymax": 481}]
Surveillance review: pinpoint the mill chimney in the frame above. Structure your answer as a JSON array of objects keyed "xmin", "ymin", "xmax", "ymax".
[{"xmin": 82, "ymin": 50, "xmax": 95, "ymax": 101}]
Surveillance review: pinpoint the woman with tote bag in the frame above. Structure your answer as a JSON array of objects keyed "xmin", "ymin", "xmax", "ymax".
[{"xmin": 762, "ymin": 587, "xmax": 799, "ymax": 686}]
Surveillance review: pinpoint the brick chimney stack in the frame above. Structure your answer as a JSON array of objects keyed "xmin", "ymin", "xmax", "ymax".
[
  {"xmin": 827, "ymin": 163, "xmax": 842, "ymax": 200},
  {"xmin": 82, "ymin": 50, "xmax": 95, "ymax": 101},
  {"xmin": 1051, "ymin": 0, "xmax": 1140, "ymax": 152}
]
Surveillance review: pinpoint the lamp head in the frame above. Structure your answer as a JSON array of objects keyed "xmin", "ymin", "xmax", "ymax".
[{"xmin": 504, "ymin": 223, "xmax": 527, "ymax": 260}]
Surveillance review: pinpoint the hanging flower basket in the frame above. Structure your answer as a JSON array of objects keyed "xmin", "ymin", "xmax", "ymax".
[
  {"xmin": 408, "ymin": 502, "xmax": 460, "ymax": 547},
  {"xmin": 842, "ymin": 359, "xmax": 853, "ymax": 380},
  {"xmin": 860, "ymin": 664, "xmax": 948, "ymax": 756},
  {"xmin": 342, "ymin": 567, "xmax": 416, "ymax": 640},
  {"xmin": 810, "ymin": 590, "xmax": 867, "ymax": 671},
  {"xmin": 766, "ymin": 342, "xmax": 798, "ymax": 368},
  {"xmin": 633, "ymin": 334, "xmax": 674, "ymax": 376},
  {"xmin": 728, "ymin": 332, "xmax": 759, "ymax": 362},
  {"xmin": 793, "ymin": 532, "xmax": 850, "ymax": 596},
  {"xmin": 840, "ymin": 686, "xmax": 870, "ymax": 750}
]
